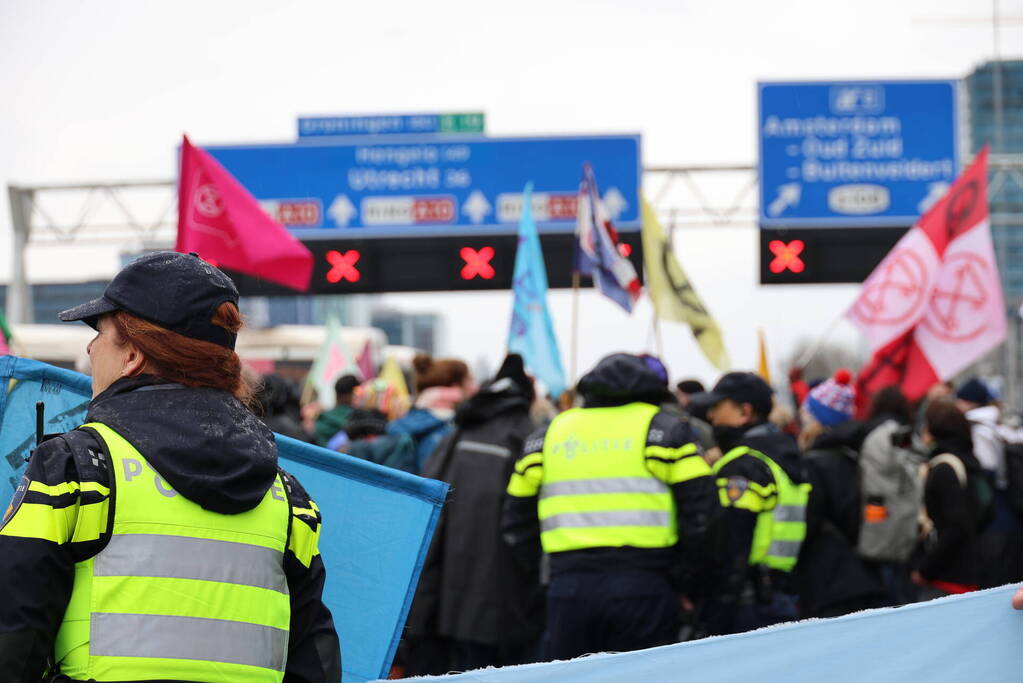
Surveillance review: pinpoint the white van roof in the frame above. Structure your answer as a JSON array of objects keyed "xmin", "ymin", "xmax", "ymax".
[{"xmin": 9, "ymin": 323, "xmax": 419, "ymax": 367}]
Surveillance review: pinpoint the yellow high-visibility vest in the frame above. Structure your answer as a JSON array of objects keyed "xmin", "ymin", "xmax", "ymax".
[
  {"xmin": 713, "ymin": 445, "xmax": 811, "ymax": 572},
  {"xmin": 54, "ymin": 422, "xmax": 292, "ymax": 682},
  {"xmin": 536, "ymin": 403, "xmax": 677, "ymax": 553}
]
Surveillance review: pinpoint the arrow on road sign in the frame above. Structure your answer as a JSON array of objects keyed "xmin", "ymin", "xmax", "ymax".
[
  {"xmin": 329, "ymin": 194, "xmax": 357, "ymax": 228},
  {"xmin": 768, "ymin": 183, "xmax": 801, "ymax": 217},
  {"xmin": 603, "ymin": 187, "xmax": 628, "ymax": 220},
  {"xmin": 462, "ymin": 190, "xmax": 491, "ymax": 224}
]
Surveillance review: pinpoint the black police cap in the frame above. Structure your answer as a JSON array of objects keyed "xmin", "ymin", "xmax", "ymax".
[
  {"xmin": 707, "ymin": 371, "xmax": 774, "ymax": 418},
  {"xmin": 59, "ymin": 251, "xmax": 240, "ymax": 350}
]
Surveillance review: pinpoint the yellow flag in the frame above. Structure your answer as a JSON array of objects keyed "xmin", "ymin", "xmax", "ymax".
[
  {"xmin": 641, "ymin": 197, "xmax": 731, "ymax": 371},
  {"xmin": 377, "ymin": 356, "xmax": 410, "ymax": 404},
  {"xmin": 757, "ymin": 329, "xmax": 772, "ymax": 383}
]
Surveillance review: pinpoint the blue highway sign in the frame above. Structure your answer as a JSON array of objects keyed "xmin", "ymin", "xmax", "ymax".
[
  {"xmin": 204, "ymin": 135, "xmax": 641, "ymax": 238},
  {"xmin": 758, "ymin": 80, "xmax": 959, "ymax": 227}
]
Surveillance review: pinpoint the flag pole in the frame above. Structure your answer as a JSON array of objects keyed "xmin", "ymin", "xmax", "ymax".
[
  {"xmin": 653, "ymin": 312, "xmax": 664, "ymax": 358},
  {"xmin": 795, "ymin": 310, "xmax": 847, "ymax": 369},
  {"xmin": 570, "ymin": 271, "xmax": 581, "ymax": 387}
]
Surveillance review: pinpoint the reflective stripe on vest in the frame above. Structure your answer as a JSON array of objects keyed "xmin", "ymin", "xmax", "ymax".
[
  {"xmin": 54, "ymin": 422, "xmax": 292, "ymax": 682},
  {"xmin": 538, "ymin": 402, "xmax": 675, "ymax": 553},
  {"xmin": 94, "ymin": 534, "xmax": 288, "ymax": 593},
  {"xmin": 90, "ymin": 613, "xmax": 287, "ymax": 671},
  {"xmin": 539, "ymin": 476, "xmax": 668, "ymax": 499},
  {"xmin": 541, "ymin": 509, "xmax": 672, "ymax": 532},
  {"xmin": 713, "ymin": 446, "xmax": 811, "ymax": 572}
]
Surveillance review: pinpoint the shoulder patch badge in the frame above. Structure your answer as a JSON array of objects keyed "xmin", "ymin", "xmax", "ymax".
[
  {"xmin": 725, "ymin": 476, "xmax": 749, "ymax": 503},
  {"xmin": 2, "ymin": 475, "xmax": 30, "ymax": 528}
]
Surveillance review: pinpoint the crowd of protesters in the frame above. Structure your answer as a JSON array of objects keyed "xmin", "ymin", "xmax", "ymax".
[{"xmin": 248, "ymin": 351, "xmax": 1023, "ymax": 675}]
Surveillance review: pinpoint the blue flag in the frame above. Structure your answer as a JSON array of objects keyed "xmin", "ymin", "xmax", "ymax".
[
  {"xmin": 508, "ymin": 183, "xmax": 567, "ymax": 398},
  {"xmin": 0, "ymin": 356, "xmax": 447, "ymax": 683}
]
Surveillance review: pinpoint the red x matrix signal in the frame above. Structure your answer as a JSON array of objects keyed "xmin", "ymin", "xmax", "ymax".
[
  {"xmin": 768, "ymin": 240, "xmax": 805, "ymax": 274},
  {"xmin": 460, "ymin": 246, "xmax": 496, "ymax": 280},
  {"xmin": 326, "ymin": 249, "xmax": 361, "ymax": 283}
]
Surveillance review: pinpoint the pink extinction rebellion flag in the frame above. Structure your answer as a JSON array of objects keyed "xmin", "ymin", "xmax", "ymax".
[
  {"xmin": 356, "ymin": 341, "xmax": 376, "ymax": 381},
  {"xmin": 847, "ymin": 146, "xmax": 1004, "ymax": 400},
  {"xmin": 176, "ymin": 135, "xmax": 313, "ymax": 291}
]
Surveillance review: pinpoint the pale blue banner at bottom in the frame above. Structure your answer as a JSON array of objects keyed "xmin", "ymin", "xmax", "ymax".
[{"xmin": 399, "ymin": 585, "xmax": 1022, "ymax": 683}]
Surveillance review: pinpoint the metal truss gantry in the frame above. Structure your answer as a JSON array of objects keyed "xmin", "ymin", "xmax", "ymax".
[{"xmin": 6, "ymin": 157, "xmax": 1022, "ymax": 324}]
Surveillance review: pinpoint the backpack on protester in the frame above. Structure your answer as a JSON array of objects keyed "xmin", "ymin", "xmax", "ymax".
[
  {"xmin": 965, "ymin": 415, "xmax": 1016, "ymax": 511},
  {"xmin": 966, "ymin": 416, "xmax": 1023, "ymax": 519},
  {"xmin": 857, "ymin": 420, "xmax": 927, "ymax": 563},
  {"xmin": 929, "ymin": 452, "xmax": 995, "ymax": 531}
]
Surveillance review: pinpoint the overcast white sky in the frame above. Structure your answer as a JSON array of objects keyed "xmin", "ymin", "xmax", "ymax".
[{"xmin": 1, "ymin": 0, "xmax": 1021, "ymax": 385}]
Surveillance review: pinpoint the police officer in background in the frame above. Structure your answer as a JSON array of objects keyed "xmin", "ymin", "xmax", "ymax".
[
  {"xmin": 502, "ymin": 353, "xmax": 719, "ymax": 660},
  {"xmin": 703, "ymin": 371, "xmax": 810, "ymax": 635},
  {"xmin": 0, "ymin": 253, "xmax": 340, "ymax": 682}
]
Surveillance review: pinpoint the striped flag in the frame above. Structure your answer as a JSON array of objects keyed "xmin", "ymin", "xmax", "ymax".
[{"xmin": 575, "ymin": 165, "xmax": 642, "ymax": 312}]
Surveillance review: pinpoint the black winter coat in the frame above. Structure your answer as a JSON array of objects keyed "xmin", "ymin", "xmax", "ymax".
[
  {"xmin": 740, "ymin": 421, "xmax": 805, "ymax": 484},
  {"xmin": 799, "ymin": 421, "xmax": 884, "ymax": 617},
  {"xmin": 920, "ymin": 436, "xmax": 985, "ymax": 587},
  {"xmin": 407, "ymin": 378, "xmax": 543, "ymax": 647}
]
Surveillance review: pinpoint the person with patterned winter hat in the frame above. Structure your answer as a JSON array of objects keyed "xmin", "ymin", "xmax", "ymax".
[
  {"xmin": 798, "ymin": 368, "xmax": 886, "ymax": 618},
  {"xmin": 801, "ymin": 369, "xmax": 856, "ymax": 440}
]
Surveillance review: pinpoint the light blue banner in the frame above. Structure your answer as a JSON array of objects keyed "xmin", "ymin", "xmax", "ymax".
[
  {"xmin": 507, "ymin": 183, "xmax": 567, "ymax": 398},
  {"xmin": 400, "ymin": 585, "xmax": 1022, "ymax": 682},
  {"xmin": 0, "ymin": 356, "xmax": 91, "ymax": 492},
  {"xmin": 0, "ymin": 356, "xmax": 447, "ymax": 683}
]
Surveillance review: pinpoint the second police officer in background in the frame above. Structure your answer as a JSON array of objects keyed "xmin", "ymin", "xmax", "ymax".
[
  {"xmin": 703, "ymin": 371, "xmax": 810, "ymax": 635},
  {"xmin": 502, "ymin": 353, "xmax": 719, "ymax": 660}
]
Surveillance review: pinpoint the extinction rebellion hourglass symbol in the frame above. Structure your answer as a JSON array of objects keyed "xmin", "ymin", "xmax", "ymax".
[
  {"xmin": 852, "ymin": 248, "xmax": 929, "ymax": 327},
  {"xmin": 922, "ymin": 253, "xmax": 992, "ymax": 343},
  {"xmin": 194, "ymin": 184, "xmax": 223, "ymax": 218}
]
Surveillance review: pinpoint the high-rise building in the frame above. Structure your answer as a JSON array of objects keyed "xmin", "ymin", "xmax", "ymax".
[
  {"xmin": 371, "ymin": 310, "xmax": 440, "ymax": 354},
  {"xmin": 966, "ymin": 59, "xmax": 1023, "ymax": 302}
]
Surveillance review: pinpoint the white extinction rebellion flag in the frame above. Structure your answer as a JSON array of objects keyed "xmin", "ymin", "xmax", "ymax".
[{"xmin": 846, "ymin": 146, "xmax": 1005, "ymax": 401}]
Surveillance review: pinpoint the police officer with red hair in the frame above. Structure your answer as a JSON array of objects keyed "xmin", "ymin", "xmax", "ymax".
[{"xmin": 0, "ymin": 252, "xmax": 340, "ymax": 682}]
